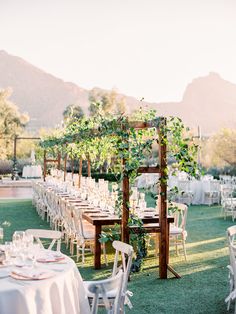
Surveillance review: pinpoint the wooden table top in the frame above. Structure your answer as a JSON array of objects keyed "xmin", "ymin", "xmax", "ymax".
[{"xmin": 82, "ymin": 210, "xmax": 174, "ymax": 226}]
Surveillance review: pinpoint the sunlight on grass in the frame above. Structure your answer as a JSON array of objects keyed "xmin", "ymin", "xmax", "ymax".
[{"xmin": 0, "ymin": 200, "xmax": 234, "ymax": 313}]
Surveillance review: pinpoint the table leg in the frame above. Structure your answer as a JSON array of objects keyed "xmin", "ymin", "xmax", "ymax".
[{"xmin": 94, "ymin": 225, "xmax": 102, "ymax": 269}]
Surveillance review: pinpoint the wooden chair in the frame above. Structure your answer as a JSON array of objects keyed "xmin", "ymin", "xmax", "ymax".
[
  {"xmin": 86, "ymin": 270, "xmax": 123, "ymax": 314},
  {"xmin": 25, "ymin": 229, "xmax": 62, "ymax": 251}
]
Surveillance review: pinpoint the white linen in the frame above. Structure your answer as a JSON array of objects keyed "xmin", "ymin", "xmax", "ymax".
[
  {"xmin": 0, "ymin": 254, "xmax": 90, "ymax": 314},
  {"xmin": 22, "ymin": 166, "xmax": 42, "ymax": 178}
]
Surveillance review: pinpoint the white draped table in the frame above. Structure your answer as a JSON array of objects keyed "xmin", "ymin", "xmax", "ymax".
[
  {"xmin": 0, "ymin": 254, "xmax": 90, "ymax": 314},
  {"xmin": 22, "ymin": 166, "xmax": 42, "ymax": 178},
  {"xmin": 136, "ymin": 174, "xmax": 221, "ymax": 205}
]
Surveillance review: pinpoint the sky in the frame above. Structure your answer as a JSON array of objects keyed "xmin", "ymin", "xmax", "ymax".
[{"xmin": 0, "ymin": 0, "xmax": 236, "ymax": 103}]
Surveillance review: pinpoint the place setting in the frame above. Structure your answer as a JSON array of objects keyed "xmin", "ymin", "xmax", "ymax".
[{"xmin": 0, "ymin": 231, "xmax": 67, "ymax": 283}]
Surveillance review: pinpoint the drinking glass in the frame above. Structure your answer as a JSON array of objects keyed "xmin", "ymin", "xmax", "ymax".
[
  {"xmin": 4, "ymin": 241, "xmax": 13, "ymax": 264},
  {"xmin": 0, "ymin": 228, "xmax": 3, "ymax": 244}
]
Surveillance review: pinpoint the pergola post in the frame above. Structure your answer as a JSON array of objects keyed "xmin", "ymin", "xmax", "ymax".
[
  {"xmin": 78, "ymin": 158, "xmax": 82, "ymax": 188},
  {"xmin": 43, "ymin": 150, "xmax": 47, "ymax": 181},
  {"xmin": 63, "ymin": 154, "xmax": 67, "ymax": 182},
  {"xmin": 43, "ymin": 150, "xmax": 62, "ymax": 181},
  {"xmin": 71, "ymin": 158, "xmax": 74, "ymax": 179},
  {"xmin": 121, "ymin": 121, "xmax": 130, "ymax": 244},
  {"xmin": 122, "ymin": 162, "xmax": 130, "ymax": 244},
  {"xmin": 11, "ymin": 135, "xmax": 19, "ymax": 180},
  {"xmin": 57, "ymin": 152, "xmax": 61, "ymax": 170},
  {"xmin": 158, "ymin": 118, "xmax": 168, "ymax": 279}
]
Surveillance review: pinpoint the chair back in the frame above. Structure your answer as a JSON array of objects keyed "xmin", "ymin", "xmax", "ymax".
[
  {"xmin": 25, "ymin": 229, "xmax": 62, "ymax": 251},
  {"xmin": 227, "ymin": 226, "xmax": 236, "ymax": 288},
  {"xmin": 87, "ymin": 270, "xmax": 123, "ymax": 314},
  {"xmin": 168, "ymin": 202, "xmax": 188, "ymax": 230},
  {"xmin": 72, "ymin": 206, "xmax": 86, "ymax": 239},
  {"xmin": 112, "ymin": 241, "xmax": 134, "ymax": 308}
]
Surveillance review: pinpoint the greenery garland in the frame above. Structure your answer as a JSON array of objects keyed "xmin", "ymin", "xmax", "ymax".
[{"xmin": 39, "ymin": 108, "xmax": 199, "ymax": 271}]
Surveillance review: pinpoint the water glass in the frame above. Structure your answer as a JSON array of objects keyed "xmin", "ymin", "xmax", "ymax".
[
  {"xmin": 4, "ymin": 241, "xmax": 13, "ymax": 264},
  {"xmin": 0, "ymin": 228, "xmax": 3, "ymax": 244}
]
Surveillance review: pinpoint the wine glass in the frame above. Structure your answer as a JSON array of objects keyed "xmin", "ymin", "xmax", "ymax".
[{"xmin": 0, "ymin": 228, "xmax": 3, "ymax": 244}]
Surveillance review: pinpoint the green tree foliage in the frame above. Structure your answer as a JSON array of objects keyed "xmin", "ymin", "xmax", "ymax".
[
  {"xmin": 200, "ymin": 128, "xmax": 236, "ymax": 169},
  {"xmin": 88, "ymin": 88, "xmax": 126, "ymax": 116},
  {"xmin": 63, "ymin": 104, "xmax": 84, "ymax": 121},
  {"xmin": 212, "ymin": 128, "xmax": 236, "ymax": 167},
  {"xmin": 0, "ymin": 89, "xmax": 29, "ymax": 159}
]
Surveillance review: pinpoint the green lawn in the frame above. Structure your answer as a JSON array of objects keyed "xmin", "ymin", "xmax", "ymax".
[{"xmin": 0, "ymin": 199, "xmax": 235, "ymax": 314}]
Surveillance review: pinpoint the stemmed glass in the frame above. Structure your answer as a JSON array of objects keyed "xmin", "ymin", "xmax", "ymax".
[{"xmin": 0, "ymin": 228, "xmax": 3, "ymax": 244}]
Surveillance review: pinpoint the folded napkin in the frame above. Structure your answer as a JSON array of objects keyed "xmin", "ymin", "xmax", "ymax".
[
  {"xmin": 36, "ymin": 252, "xmax": 65, "ymax": 263},
  {"xmin": 11, "ymin": 268, "xmax": 55, "ymax": 280}
]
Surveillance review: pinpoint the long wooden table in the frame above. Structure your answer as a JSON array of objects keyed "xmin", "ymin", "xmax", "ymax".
[{"xmin": 82, "ymin": 211, "xmax": 174, "ymax": 270}]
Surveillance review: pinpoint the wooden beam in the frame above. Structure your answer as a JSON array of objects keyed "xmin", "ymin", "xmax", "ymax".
[
  {"xmin": 129, "ymin": 121, "xmax": 159, "ymax": 129},
  {"xmin": 121, "ymin": 121, "xmax": 130, "ymax": 244},
  {"xmin": 78, "ymin": 158, "xmax": 82, "ymax": 188},
  {"xmin": 122, "ymin": 170, "xmax": 129, "ymax": 243},
  {"xmin": 43, "ymin": 150, "xmax": 46, "ymax": 181},
  {"xmin": 138, "ymin": 166, "xmax": 160, "ymax": 173},
  {"xmin": 44, "ymin": 159, "xmax": 59, "ymax": 163},
  {"xmin": 57, "ymin": 153, "xmax": 61, "ymax": 170},
  {"xmin": 64, "ymin": 154, "xmax": 67, "ymax": 182},
  {"xmin": 158, "ymin": 118, "xmax": 168, "ymax": 279}
]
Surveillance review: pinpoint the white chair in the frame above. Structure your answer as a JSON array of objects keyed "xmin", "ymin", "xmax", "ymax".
[
  {"xmin": 25, "ymin": 229, "xmax": 62, "ymax": 251},
  {"xmin": 203, "ymin": 180, "xmax": 220, "ymax": 205},
  {"xmin": 177, "ymin": 180, "xmax": 193, "ymax": 205},
  {"xmin": 84, "ymin": 240, "xmax": 134, "ymax": 313},
  {"xmin": 169, "ymin": 202, "xmax": 188, "ymax": 260},
  {"xmin": 86, "ymin": 270, "xmax": 123, "ymax": 314},
  {"xmin": 222, "ymin": 198, "xmax": 236, "ymax": 221},
  {"xmin": 72, "ymin": 206, "xmax": 108, "ymax": 266},
  {"xmin": 225, "ymin": 226, "xmax": 236, "ymax": 313}
]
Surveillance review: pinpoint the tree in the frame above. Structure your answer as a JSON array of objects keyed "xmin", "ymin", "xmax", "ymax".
[
  {"xmin": 88, "ymin": 88, "xmax": 126, "ymax": 116},
  {"xmin": 0, "ymin": 89, "xmax": 29, "ymax": 138},
  {"xmin": 0, "ymin": 89, "xmax": 29, "ymax": 159},
  {"xmin": 63, "ymin": 104, "xmax": 84, "ymax": 121},
  {"xmin": 211, "ymin": 128, "xmax": 236, "ymax": 167},
  {"xmin": 200, "ymin": 128, "xmax": 236, "ymax": 170}
]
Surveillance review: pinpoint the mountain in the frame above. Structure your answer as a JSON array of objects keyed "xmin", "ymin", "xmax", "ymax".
[
  {"xmin": 0, "ymin": 50, "xmax": 235, "ymax": 135},
  {"xmin": 151, "ymin": 72, "xmax": 236, "ymax": 135},
  {"xmin": 0, "ymin": 50, "xmax": 89, "ymax": 131}
]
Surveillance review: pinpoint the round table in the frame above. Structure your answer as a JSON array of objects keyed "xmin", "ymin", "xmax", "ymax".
[{"xmin": 0, "ymin": 253, "xmax": 90, "ymax": 314}]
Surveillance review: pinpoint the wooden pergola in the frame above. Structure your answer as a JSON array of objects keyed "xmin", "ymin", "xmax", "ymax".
[{"xmin": 42, "ymin": 117, "xmax": 178, "ymax": 279}]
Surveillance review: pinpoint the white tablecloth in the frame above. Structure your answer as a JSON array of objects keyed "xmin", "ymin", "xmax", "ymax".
[
  {"xmin": 22, "ymin": 166, "xmax": 42, "ymax": 178},
  {"xmin": 169, "ymin": 177, "xmax": 220, "ymax": 205},
  {"xmin": 0, "ymin": 255, "xmax": 90, "ymax": 314}
]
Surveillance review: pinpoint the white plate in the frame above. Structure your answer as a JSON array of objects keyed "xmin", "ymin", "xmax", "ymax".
[{"xmin": 0, "ymin": 269, "xmax": 9, "ymax": 278}]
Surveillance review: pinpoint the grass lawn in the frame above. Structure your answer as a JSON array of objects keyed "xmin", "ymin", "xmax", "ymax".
[{"xmin": 0, "ymin": 199, "xmax": 235, "ymax": 314}]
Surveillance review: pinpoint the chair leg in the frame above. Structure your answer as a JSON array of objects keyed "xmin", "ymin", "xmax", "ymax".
[
  {"xmin": 102, "ymin": 243, "xmax": 108, "ymax": 266},
  {"xmin": 175, "ymin": 236, "xmax": 179, "ymax": 255},
  {"xmin": 155, "ymin": 233, "xmax": 160, "ymax": 257},
  {"xmin": 82, "ymin": 243, "xmax": 85, "ymax": 265},
  {"xmin": 76, "ymin": 245, "xmax": 80, "ymax": 262},
  {"xmin": 182, "ymin": 236, "xmax": 187, "ymax": 261}
]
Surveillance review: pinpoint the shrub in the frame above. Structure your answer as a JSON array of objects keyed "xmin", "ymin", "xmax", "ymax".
[{"xmin": 0, "ymin": 160, "xmax": 13, "ymax": 175}]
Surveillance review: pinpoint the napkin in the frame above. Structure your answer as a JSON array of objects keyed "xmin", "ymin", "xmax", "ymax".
[
  {"xmin": 11, "ymin": 268, "xmax": 55, "ymax": 280},
  {"xmin": 36, "ymin": 252, "xmax": 65, "ymax": 263}
]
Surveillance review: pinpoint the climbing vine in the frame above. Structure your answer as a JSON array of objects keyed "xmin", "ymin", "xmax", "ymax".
[{"xmin": 39, "ymin": 109, "xmax": 199, "ymax": 271}]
